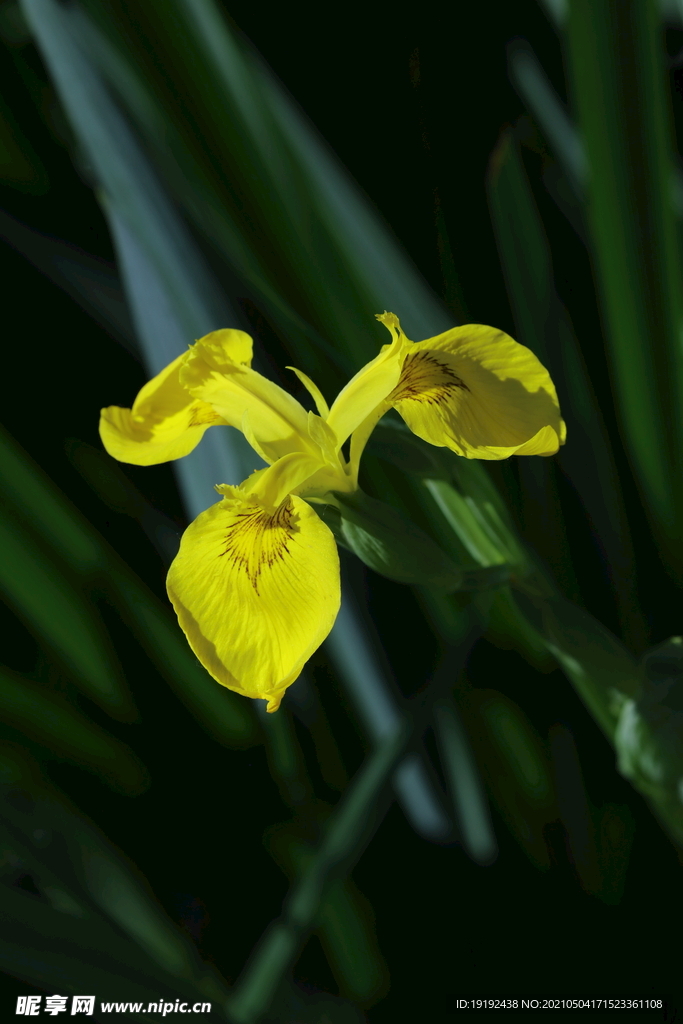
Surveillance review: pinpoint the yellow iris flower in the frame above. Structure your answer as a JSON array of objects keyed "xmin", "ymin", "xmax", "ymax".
[
  {"xmin": 99, "ymin": 314, "xmax": 564, "ymax": 711},
  {"xmin": 99, "ymin": 326, "xmax": 406, "ymax": 711}
]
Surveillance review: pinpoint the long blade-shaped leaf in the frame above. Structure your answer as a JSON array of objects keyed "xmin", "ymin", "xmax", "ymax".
[
  {"xmin": 566, "ymin": 0, "xmax": 683, "ymax": 572},
  {"xmin": 0, "ymin": 425, "xmax": 257, "ymax": 749},
  {"xmin": 0, "ymin": 507, "xmax": 135, "ymax": 721},
  {"xmin": 0, "ymin": 667, "xmax": 146, "ymax": 794},
  {"xmin": 487, "ymin": 127, "xmax": 645, "ymax": 647},
  {"xmin": 0, "ymin": 747, "xmax": 230, "ymax": 1009}
]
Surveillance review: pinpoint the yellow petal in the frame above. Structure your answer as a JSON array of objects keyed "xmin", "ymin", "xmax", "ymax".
[
  {"xmin": 287, "ymin": 366, "xmax": 330, "ymax": 418},
  {"xmin": 326, "ymin": 312, "xmax": 409, "ymax": 447},
  {"xmin": 513, "ymin": 424, "xmax": 564, "ymax": 457},
  {"xmin": 188, "ymin": 328, "xmax": 254, "ymax": 368},
  {"xmin": 240, "ymin": 450, "xmax": 325, "ymax": 506},
  {"xmin": 391, "ymin": 324, "xmax": 565, "ymax": 460},
  {"xmin": 232, "ymin": 446, "xmax": 351, "ymax": 506},
  {"xmin": 307, "ymin": 411, "xmax": 340, "ymax": 466},
  {"xmin": 181, "ymin": 337, "xmax": 317, "ymax": 464},
  {"xmin": 166, "ymin": 485, "xmax": 340, "ymax": 710},
  {"xmin": 99, "ymin": 352, "xmax": 225, "ymax": 466},
  {"xmin": 348, "ymin": 399, "xmax": 393, "ymax": 485}
]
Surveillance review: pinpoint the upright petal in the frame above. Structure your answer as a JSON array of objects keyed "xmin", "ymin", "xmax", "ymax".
[
  {"xmin": 99, "ymin": 352, "xmax": 225, "ymax": 466},
  {"xmin": 388, "ymin": 322, "xmax": 565, "ymax": 459},
  {"xmin": 242, "ymin": 450, "xmax": 326, "ymax": 507},
  {"xmin": 326, "ymin": 312, "xmax": 408, "ymax": 448},
  {"xmin": 166, "ymin": 478, "xmax": 340, "ymax": 712},
  {"xmin": 287, "ymin": 366, "xmax": 330, "ymax": 419},
  {"xmin": 348, "ymin": 398, "xmax": 394, "ymax": 485},
  {"xmin": 181, "ymin": 336, "xmax": 317, "ymax": 464}
]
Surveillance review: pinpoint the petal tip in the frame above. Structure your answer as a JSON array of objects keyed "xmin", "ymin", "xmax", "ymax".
[{"xmin": 375, "ymin": 310, "xmax": 400, "ymax": 328}]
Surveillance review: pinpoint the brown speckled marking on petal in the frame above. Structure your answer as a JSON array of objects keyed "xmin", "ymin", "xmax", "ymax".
[
  {"xmin": 188, "ymin": 402, "xmax": 223, "ymax": 427},
  {"xmin": 219, "ymin": 499, "xmax": 296, "ymax": 595},
  {"xmin": 390, "ymin": 351, "xmax": 469, "ymax": 406}
]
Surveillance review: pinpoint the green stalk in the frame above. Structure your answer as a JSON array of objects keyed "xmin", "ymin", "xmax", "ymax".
[
  {"xmin": 226, "ymin": 635, "xmax": 480, "ymax": 1023},
  {"xmin": 227, "ymin": 729, "xmax": 409, "ymax": 1023}
]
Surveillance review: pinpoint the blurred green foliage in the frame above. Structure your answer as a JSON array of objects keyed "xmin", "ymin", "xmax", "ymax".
[{"xmin": 0, "ymin": 0, "xmax": 682, "ymax": 1019}]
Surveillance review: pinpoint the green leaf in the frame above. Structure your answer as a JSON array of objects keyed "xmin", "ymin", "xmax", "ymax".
[
  {"xmin": 0, "ymin": 422, "xmax": 102, "ymax": 572},
  {"xmin": 367, "ymin": 419, "xmax": 527, "ymax": 570},
  {"xmin": 0, "ymin": 91, "xmax": 49, "ymax": 193},
  {"xmin": 549, "ymin": 723, "xmax": 603, "ymax": 896},
  {"xmin": 0, "ymin": 748, "xmax": 230, "ymax": 1007},
  {"xmin": 328, "ymin": 490, "xmax": 509, "ymax": 592},
  {"xmin": 479, "ymin": 691, "xmax": 554, "ymax": 807},
  {"xmin": 550, "ymin": 725, "xmax": 635, "ymax": 904},
  {"xmin": 484, "ymin": 586, "xmax": 556, "ymax": 674},
  {"xmin": 595, "ymin": 802, "xmax": 635, "ymax": 905},
  {"xmin": 460, "ymin": 688, "xmax": 556, "ymax": 870},
  {"xmin": 366, "ymin": 419, "xmax": 528, "ymax": 581},
  {"xmin": 364, "ymin": 423, "xmax": 554, "ymax": 671},
  {"xmin": 0, "ymin": 667, "xmax": 147, "ymax": 794},
  {"xmin": 0, "ymin": 507, "xmax": 136, "ymax": 722},
  {"xmin": 287, "ymin": 676, "xmax": 349, "ymax": 794},
  {"xmin": 228, "ymin": 637, "xmax": 480, "ymax": 1023},
  {"xmin": 0, "ymin": 210, "xmax": 137, "ymax": 356},
  {"xmin": 420, "ymin": 480, "xmax": 513, "ymax": 569},
  {"xmin": 106, "ymin": 568, "xmax": 258, "ymax": 750},
  {"xmin": 228, "ymin": 727, "xmax": 410, "ymax": 1024},
  {"xmin": 265, "ymin": 827, "xmax": 389, "ymax": 1005},
  {"xmin": 486, "ymin": 125, "xmax": 644, "ymax": 645},
  {"xmin": 506, "ymin": 41, "xmax": 586, "ymax": 196},
  {"xmin": 432, "ymin": 698, "xmax": 498, "ymax": 866},
  {"xmin": 65, "ymin": 439, "xmax": 181, "ymax": 566},
  {"xmin": 324, "ymin": 595, "xmax": 454, "ymax": 843},
  {"xmin": 0, "ymin": 424, "xmax": 257, "ymax": 748},
  {"xmin": 566, "ymin": 0, "xmax": 683, "ymax": 573},
  {"xmin": 613, "ymin": 636, "xmax": 683, "ymax": 844},
  {"xmin": 514, "ymin": 589, "xmax": 640, "ymax": 740}
]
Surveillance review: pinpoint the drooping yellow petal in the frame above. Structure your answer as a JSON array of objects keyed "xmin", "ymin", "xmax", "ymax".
[
  {"xmin": 181, "ymin": 336, "xmax": 317, "ymax": 464},
  {"xmin": 385, "ymin": 321, "xmax": 565, "ymax": 459},
  {"xmin": 326, "ymin": 312, "xmax": 409, "ymax": 448},
  {"xmin": 99, "ymin": 352, "xmax": 225, "ymax": 466},
  {"xmin": 513, "ymin": 424, "xmax": 564, "ymax": 456},
  {"xmin": 189, "ymin": 328, "xmax": 254, "ymax": 368},
  {"xmin": 166, "ymin": 471, "xmax": 340, "ymax": 712}
]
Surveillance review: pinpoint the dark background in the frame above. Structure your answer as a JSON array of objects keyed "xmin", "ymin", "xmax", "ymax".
[{"xmin": 1, "ymin": 1, "xmax": 681, "ymax": 1019}]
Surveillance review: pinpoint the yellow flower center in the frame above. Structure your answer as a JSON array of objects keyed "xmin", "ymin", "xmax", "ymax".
[
  {"xmin": 219, "ymin": 499, "xmax": 296, "ymax": 595},
  {"xmin": 390, "ymin": 351, "xmax": 469, "ymax": 406}
]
